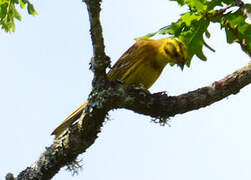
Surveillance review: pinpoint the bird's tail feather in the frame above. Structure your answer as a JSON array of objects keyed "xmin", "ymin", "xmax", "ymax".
[{"xmin": 51, "ymin": 101, "xmax": 88, "ymax": 138}]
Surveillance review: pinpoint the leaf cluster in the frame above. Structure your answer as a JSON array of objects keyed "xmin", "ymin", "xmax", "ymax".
[
  {"xmin": 139, "ymin": 0, "xmax": 251, "ymax": 66},
  {"xmin": 0, "ymin": 0, "xmax": 37, "ymax": 32}
]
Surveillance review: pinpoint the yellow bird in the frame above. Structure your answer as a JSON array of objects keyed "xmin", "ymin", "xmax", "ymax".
[{"xmin": 51, "ymin": 38, "xmax": 188, "ymax": 138}]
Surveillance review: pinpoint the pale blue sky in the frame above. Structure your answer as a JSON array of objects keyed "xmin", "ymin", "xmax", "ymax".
[{"xmin": 1, "ymin": 0, "xmax": 251, "ymax": 179}]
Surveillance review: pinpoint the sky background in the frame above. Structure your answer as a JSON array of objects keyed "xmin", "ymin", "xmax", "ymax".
[{"xmin": 1, "ymin": 0, "xmax": 251, "ymax": 179}]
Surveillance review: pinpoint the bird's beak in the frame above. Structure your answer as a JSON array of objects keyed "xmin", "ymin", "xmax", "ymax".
[{"xmin": 178, "ymin": 62, "xmax": 185, "ymax": 71}]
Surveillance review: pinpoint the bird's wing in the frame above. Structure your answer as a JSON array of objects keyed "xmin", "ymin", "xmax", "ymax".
[{"xmin": 107, "ymin": 40, "xmax": 153, "ymax": 81}]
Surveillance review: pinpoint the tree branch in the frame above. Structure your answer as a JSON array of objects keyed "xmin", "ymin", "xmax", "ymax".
[
  {"xmin": 14, "ymin": 60, "xmax": 251, "ymax": 180},
  {"xmin": 122, "ymin": 63, "xmax": 251, "ymax": 120},
  {"xmin": 14, "ymin": 0, "xmax": 111, "ymax": 179},
  {"xmin": 85, "ymin": 0, "xmax": 110, "ymax": 89}
]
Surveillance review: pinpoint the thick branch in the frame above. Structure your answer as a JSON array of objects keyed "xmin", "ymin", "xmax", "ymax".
[
  {"xmin": 16, "ymin": 99, "xmax": 108, "ymax": 180},
  {"xmin": 122, "ymin": 62, "xmax": 251, "ymax": 119},
  {"xmin": 85, "ymin": 0, "xmax": 110, "ymax": 89},
  {"xmin": 14, "ymin": 62, "xmax": 251, "ymax": 179},
  {"xmin": 14, "ymin": 1, "xmax": 111, "ymax": 179}
]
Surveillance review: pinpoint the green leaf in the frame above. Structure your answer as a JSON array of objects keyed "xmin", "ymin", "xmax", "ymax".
[
  {"xmin": 13, "ymin": 7, "xmax": 22, "ymax": 21},
  {"xmin": 27, "ymin": 3, "xmax": 37, "ymax": 16},
  {"xmin": 0, "ymin": 2, "xmax": 17, "ymax": 32},
  {"xmin": 13, "ymin": 0, "xmax": 19, "ymax": 4},
  {"xmin": 222, "ymin": 8, "xmax": 251, "ymax": 44},
  {"xmin": 135, "ymin": 32, "xmax": 157, "ymax": 40},
  {"xmin": 160, "ymin": 23, "xmax": 184, "ymax": 36},
  {"xmin": 20, "ymin": 0, "xmax": 26, "ymax": 9},
  {"xmin": 180, "ymin": 19, "xmax": 210, "ymax": 63},
  {"xmin": 180, "ymin": 12, "xmax": 202, "ymax": 26},
  {"xmin": 169, "ymin": 0, "xmax": 186, "ymax": 6},
  {"xmin": 0, "ymin": 3, "xmax": 8, "ymax": 18},
  {"xmin": 185, "ymin": 0, "xmax": 207, "ymax": 12},
  {"xmin": 1, "ymin": 0, "xmax": 37, "ymax": 32},
  {"xmin": 164, "ymin": 12, "xmax": 209, "ymax": 64},
  {"xmin": 247, "ymin": 40, "xmax": 251, "ymax": 51}
]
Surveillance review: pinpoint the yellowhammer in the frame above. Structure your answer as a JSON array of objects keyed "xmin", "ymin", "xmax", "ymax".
[{"xmin": 51, "ymin": 38, "xmax": 188, "ymax": 137}]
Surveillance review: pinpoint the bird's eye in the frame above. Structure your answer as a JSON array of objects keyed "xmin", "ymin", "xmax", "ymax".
[
  {"xmin": 164, "ymin": 47, "xmax": 171, "ymax": 56},
  {"xmin": 164, "ymin": 42, "xmax": 179, "ymax": 58},
  {"xmin": 173, "ymin": 49, "xmax": 180, "ymax": 58}
]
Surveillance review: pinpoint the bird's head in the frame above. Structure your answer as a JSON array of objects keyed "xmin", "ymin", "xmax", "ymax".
[{"xmin": 160, "ymin": 38, "xmax": 189, "ymax": 70}]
